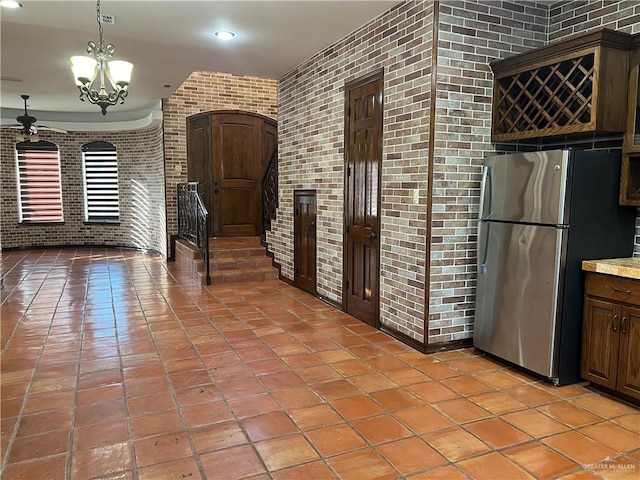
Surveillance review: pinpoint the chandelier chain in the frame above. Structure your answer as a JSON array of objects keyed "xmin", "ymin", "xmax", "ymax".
[{"xmin": 96, "ymin": 0, "xmax": 104, "ymax": 50}]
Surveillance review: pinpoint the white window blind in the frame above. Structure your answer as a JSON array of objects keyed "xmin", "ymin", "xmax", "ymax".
[
  {"xmin": 82, "ymin": 141, "xmax": 119, "ymax": 222},
  {"xmin": 16, "ymin": 141, "xmax": 63, "ymax": 223}
]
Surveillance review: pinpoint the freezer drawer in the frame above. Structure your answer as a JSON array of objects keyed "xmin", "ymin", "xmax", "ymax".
[
  {"xmin": 474, "ymin": 221, "xmax": 566, "ymax": 378},
  {"xmin": 481, "ymin": 150, "xmax": 570, "ymax": 225}
]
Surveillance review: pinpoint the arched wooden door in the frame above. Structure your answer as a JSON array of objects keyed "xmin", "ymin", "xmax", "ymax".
[{"xmin": 187, "ymin": 111, "xmax": 277, "ymax": 237}]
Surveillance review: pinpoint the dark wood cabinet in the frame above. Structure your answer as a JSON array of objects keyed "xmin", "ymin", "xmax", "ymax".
[
  {"xmin": 490, "ymin": 29, "xmax": 634, "ymax": 142},
  {"xmin": 581, "ymin": 272, "xmax": 640, "ymax": 403},
  {"xmin": 620, "ymin": 36, "xmax": 640, "ymax": 206}
]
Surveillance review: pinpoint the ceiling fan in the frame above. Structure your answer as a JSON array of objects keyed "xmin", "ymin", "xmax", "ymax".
[{"xmin": 5, "ymin": 95, "xmax": 67, "ymax": 142}]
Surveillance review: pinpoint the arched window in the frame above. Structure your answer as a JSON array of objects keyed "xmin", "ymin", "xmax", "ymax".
[
  {"xmin": 16, "ymin": 140, "xmax": 63, "ymax": 223},
  {"xmin": 82, "ymin": 141, "xmax": 119, "ymax": 222}
]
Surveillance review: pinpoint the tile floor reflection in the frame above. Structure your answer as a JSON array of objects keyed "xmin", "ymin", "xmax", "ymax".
[{"xmin": 1, "ymin": 248, "xmax": 639, "ymax": 479}]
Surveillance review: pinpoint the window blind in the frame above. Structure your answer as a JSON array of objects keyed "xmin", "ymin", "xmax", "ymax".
[
  {"xmin": 16, "ymin": 142, "xmax": 63, "ymax": 223},
  {"xmin": 82, "ymin": 142, "xmax": 119, "ymax": 222}
]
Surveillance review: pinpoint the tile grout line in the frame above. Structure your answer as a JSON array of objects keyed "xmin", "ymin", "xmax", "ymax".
[
  {"xmin": 110, "ymin": 248, "xmax": 140, "ymax": 480},
  {"xmin": 1, "ymin": 249, "xmax": 65, "ymax": 476}
]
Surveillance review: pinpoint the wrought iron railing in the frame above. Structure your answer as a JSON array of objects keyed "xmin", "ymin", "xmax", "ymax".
[
  {"xmin": 262, "ymin": 150, "xmax": 278, "ymax": 233},
  {"xmin": 177, "ymin": 182, "xmax": 210, "ymax": 285}
]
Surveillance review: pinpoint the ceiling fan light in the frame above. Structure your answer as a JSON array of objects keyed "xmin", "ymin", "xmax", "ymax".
[
  {"xmin": 108, "ymin": 60, "xmax": 134, "ymax": 86},
  {"xmin": 71, "ymin": 56, "xmax": 97, "ymax": 86}
]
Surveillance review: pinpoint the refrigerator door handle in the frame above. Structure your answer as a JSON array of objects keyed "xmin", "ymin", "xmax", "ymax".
[
  {"xmin": 477, "ymin": 221, "xmax": 490, "ymax": 275},
  {"xmin": 479, "ymin": 166, "xmax": 492, "ymax": 220}
]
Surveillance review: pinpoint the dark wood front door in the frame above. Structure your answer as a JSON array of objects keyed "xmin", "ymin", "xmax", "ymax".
[
  {"xmin": 186, "ymin": 115, "xmax": 211, "ymax": 205},
  {"xmin": 294, "ymin": 190, "xmax": 317, "ymax": 294},
  {"xmin": 212, "ymin": 113, "xmax": 262, "ymax": 237},
  {"xmin": 343, "ymin": 70, "xmax": 383, "ymax": 327}
]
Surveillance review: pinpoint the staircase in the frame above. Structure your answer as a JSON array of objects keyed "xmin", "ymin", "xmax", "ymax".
[{"xmin": 175, "ymin": 236, "xmax": 278, "ymax": 285}]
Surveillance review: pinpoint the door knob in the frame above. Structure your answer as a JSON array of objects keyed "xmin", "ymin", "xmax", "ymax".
[
  {"xmin": 308, "ymin": 221, "xmax": 315, "ymax": 227},
  {"xmin": 367, "ymin": 232, "xmax": 377, "ymax": 240}
]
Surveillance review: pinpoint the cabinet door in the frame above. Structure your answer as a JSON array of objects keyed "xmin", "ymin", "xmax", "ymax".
[
  {"xmin": 581, "ymin": 298, "xmax": 620, "ymax": 389},
  {"xmin": 616, "ymin": 305, "xmax": 640, "ymax": 401}
]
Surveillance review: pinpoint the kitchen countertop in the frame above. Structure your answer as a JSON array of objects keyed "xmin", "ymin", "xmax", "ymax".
[{"xmin": 582, "ymin": 258, "xmax": 640, "ymax": 280}]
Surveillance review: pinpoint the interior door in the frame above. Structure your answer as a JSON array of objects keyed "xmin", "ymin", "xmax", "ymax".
[
  {"xmin": 343, "ymin": 70, "xmax": 383, "ymax": 327},
  {"xmin": 212, "ymin": 113, "xmax": 262, "ymax": 236},
  {"xmin": 187, "ymin": 115, "xmax": 211, "ymax": 211},
  {"xmin": 294, "ymin": 190, "xmax": 317, "ymax": 294}
]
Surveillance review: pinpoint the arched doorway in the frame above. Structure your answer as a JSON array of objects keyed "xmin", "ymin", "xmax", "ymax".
[{"xmin": 187, "ymin": 111, "xmax": 277, "ymax": 237}]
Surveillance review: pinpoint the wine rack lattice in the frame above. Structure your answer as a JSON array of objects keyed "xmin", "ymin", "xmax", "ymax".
[{"xmin": 493, "ymin": 53, "xmax": 595, "ymax": 138}]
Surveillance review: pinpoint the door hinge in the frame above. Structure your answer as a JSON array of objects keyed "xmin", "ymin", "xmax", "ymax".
[
  {"xmin": 345, "ymin": 225, "xmax": 349, "ymax": 234},
  {"xmin": 295, "ymin": 208, "xmax": 299, "ymax": 215},
  {"xmin": 347, "ymin": 166, "xmax": 351, "ymax": 177},
  {"xmin": 346, "ymin": 280, "xmax": 349, "ymax": 290},
  {"xmin": 347, "ymin": 106, "xmax": 351, "ymax": 118}
]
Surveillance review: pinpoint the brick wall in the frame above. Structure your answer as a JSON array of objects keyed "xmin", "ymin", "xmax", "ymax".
[
  {"xmin": 0, "ymin": 126, "xmax": 165, "ymax": 253},
  {"xmin": 549, "ymin": 0, "xmax": 640, "ymax": 39},
  {"xmin": 162, "ymin": 71, "xmax": 277, "ymax": 253},
  {"xmin": 272, "ymin": 0, "xmax": 554, "ymax": 344},
  {"xmin": 427, "ymin": 0, "xmax": 549, "ymax": 344},
  {"xmin": 273, "ymin": 0, "xmax": 638, "ymax": 346},
  {"xmin": 271, "ymin": 0, "xmax": 435, "ymax": 341},
  {"xmin": 548, "ymin": 1, "xmax": 640, "ymax": 256}
]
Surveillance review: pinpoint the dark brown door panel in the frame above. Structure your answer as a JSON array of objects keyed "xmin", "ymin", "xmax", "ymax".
[{"xmin": 343, "ymin": 70, "xmax": 383, "ymax": 328}]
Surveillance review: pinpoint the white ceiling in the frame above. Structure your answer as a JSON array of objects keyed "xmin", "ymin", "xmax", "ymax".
[{"xmin": 1, "ymin": 0, "xmax": 400, "ymax": 123}]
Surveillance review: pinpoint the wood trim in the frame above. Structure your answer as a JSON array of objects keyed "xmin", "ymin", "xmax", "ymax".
[
  {"xmin": 380, "ymin": 325, "xmax": 428, "ymax": 352},
  {"xmin": 624, "ymin": 53, "xmax": 639, "ymax": 151},
  {"xmin": 380, "ymin": 324, "xmax": 473, "ymax": 354},
  {"xmin": 317, "ymin": 295, "xmax": 342, "ymax": 311},
  {"xmin": 187, "ymin": 109, "xmax": 277, "ymax": 125},
  {"xmin": 425, "ymin": 338, "xmax": 473, "ymax": 354},
  {"xmin": 168, "ymin": 234, "xmax": 178, "ymax": 261},
  {"xmin": 423, "ymin": 1, "xmax": 439, "ymax": 348},
  {"xmin": 491, "ymin": 28, "xmax": 634, "ymax": 75}
]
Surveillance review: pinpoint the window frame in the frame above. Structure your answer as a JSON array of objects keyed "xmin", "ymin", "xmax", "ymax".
[
  {"xmin": 15, "ymin": 140, "xmax": 64, "ymax": 224},
  {"xmin": 82, "ymin": 141, "xmax": 120, "ymax": 223}
]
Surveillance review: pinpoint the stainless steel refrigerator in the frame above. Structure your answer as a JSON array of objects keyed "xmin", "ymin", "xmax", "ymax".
[{"xmin": 474, "ymin": 149, "xmax": 636, "ymax": 385}]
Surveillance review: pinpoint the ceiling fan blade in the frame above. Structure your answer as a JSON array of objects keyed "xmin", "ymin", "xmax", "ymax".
[{"xmin": 39, "ymin": 125, "xmax": 68, "ymax": 134}]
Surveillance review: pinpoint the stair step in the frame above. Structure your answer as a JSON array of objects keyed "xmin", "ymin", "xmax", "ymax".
[
  {"xmin": 175, "ymin": 236, "xmax": 276, "ymax": 285},
  {"xmin": 209, "ymin": 246, "xmax": 268, "ymax": 259},
  {"xmin": 211, "ymin": 256, "xmax": 273, "ymax": 270},
  {"xmin": 210, "ymin": 266, "xmax": 278, "ymax": 284}
]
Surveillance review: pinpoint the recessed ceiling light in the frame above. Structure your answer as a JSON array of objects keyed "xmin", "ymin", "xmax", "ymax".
[
  {"xmin": 0, "ymin": 0, "xmax": 23, "ymax": 8},
  {"xmin": 215, "ymin": 31, "xmax": 235, "ymax": 41}
]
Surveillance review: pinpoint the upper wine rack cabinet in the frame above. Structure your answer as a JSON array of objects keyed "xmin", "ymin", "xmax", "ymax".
[{"xmin": 490, "ymin": 29, "xmax": 635, "ymax": 142}]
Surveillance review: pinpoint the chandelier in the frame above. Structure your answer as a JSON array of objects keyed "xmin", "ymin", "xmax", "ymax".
[{"xmin": 70, "ymin": 0, "xmax": 133, "ymax": 115}]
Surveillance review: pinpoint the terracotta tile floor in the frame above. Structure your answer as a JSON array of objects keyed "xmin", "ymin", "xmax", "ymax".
[{"xmin": 1, "ymin": 248, "xmax": 639, "ymax": 480}]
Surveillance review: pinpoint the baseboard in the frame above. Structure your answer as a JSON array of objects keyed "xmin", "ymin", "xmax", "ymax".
[{"xmin": 379, "ymin": 325, "xmax": 473, "ymax": 354}]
